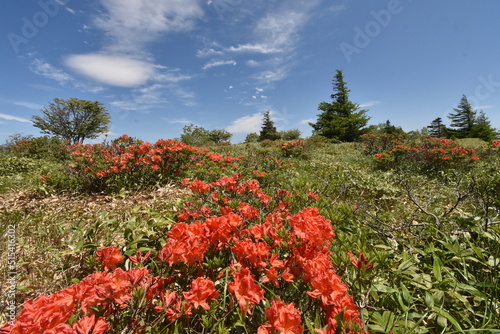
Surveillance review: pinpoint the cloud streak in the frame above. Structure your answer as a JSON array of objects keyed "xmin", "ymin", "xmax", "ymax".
[
  {"xmin": 202, "ymin": 60, "xmax": 237, "ymax": 70},
  {"xmin": 0, "ymin": 113, "xmax": 32, "ymax": 123}
]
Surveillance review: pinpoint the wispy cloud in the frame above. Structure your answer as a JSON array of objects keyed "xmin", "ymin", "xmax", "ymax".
[
  {"xmin": 94, "ymin": 0, "xmax": 204, "ymax": 53},
  {"xmin": 166, "ymin": 118, "xmax": 192, "ymax": 124},
  {"xmin": 11, "ymin": 101, "xmax": 43, "ymax": 110},
  {"xmin": 227, "ymin": 108, "xmax": 291, "ymax": 133},
  {"xmin": 300, "ymin": 118, "xmax": 316, "ymax": 125},
  {"xmin": 202, "ymin": 60, "xmax": 237, "ymax": 70},
  {"xmin": 109, "ymin": 77, "xmax": 196, "ymax": 111},
  {"xmin": 30, "ymin": 59, "xmax": 73, "ymax": 85},
  {"xmin": 30, "ymin": 58, "xmax": 105, "ymax": 92},
  {"xmin": 198, "ymin": 2, "xmax": 319, "ymax": 94},
  {"xmin": 359, "ymin": 100, "xmax": 381, "ymax": 108},
  {"xmin": 226, "ymin": 112, "xmax": 265, "ymax": 134},
  {"xmin": 0, "ymin": 113, "xmax": 32, "ymax": 123}
]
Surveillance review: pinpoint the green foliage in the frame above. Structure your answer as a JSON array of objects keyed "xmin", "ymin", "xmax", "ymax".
[
  {"xmin": 207, "ymin": 129, "xmax": 232, "ymax": 144},
  {"xmin": 0, "ymin": 155, "xmax": 37, "ymax": 176},
  {"xmin": 367, "ymin": 136, "xmax": 480, "ymax": 173},
  {"xmin": 3, "ymin": 135, "xmax": 500, "ymax": 332},
  {"xmin": 258, "ymin": 111, "xmax": 280, "ymax": 141},
  {"xmin": 180, "ymin": 124, "xmax": 232, "ymax": 146},
  {"xmin": 32, "ymin": 98, "xmax": 111, "ymax": 144},
  {"xmin": 310, "ymin": 70, "xmax": 370, "ymax": 142},
  {"xmin": 427, "ymin": 117, "xmax": 447, "ymax": 138},
  {"xmin": 7, "ymin": 136, "xmax": 70, "ymax": 162},
  {"xmin": 244, "ymin": 132, "xmax": 259, "ymax": 143},
  {"xmin": 470, "ymin": 111, "xmax": 498, "ymax": 141},
  {"xmin": 448, "ymin": 95, "xmax": 476, "ymax": 138},
  {"xmin": 279, "ymin": 128, "xmax": 302, "ymax": 140}
]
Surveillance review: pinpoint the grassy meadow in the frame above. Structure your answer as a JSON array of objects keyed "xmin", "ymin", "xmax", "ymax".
[{"xmin": 0, "ymin": 135, "xmax": 499, "ymax": 333}]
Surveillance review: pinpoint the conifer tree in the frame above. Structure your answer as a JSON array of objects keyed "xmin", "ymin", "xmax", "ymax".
[
  {"xmin": 448, "ymin": 95, "xmax": 476, "ymax": 138},
  {"xmin": 427, "ymin": 117, "xmax": 447, "ymax": 137},
  {"xmin": 310, "ymin": 70, "xmax": 369, "ymax": 141},
  {"xmin": 259, "ymin": 111, "xmax": 280, "ymax": 141},
  {"xmin": 470, "ymin": 111, "xmax": 497, "ymax": 141}
]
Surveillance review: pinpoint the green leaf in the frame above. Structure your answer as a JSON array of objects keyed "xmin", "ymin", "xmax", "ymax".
[
  {"xmin": 437, "ymin": 315, "xmax": 448, "ymax": 329},
  {"xmin": 424, "ymin": 291, "xmax": 434, "ymax": 308},
  {"xmin": 432, "ymin": 307, "xmax": 464, "ymax": 333},
  {"xmin": 433, "ymin": 254, "xmax": 443, "ymax": 282},
  {"xmin": 372, "ymin": 283, "xmax": 397, "ymax": 293}
]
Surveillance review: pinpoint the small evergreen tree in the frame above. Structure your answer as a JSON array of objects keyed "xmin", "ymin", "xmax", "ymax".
[
  {"xmin": 427, "ymin": 117, "xmax": 447, "ymax": 137},
  {"xmin": 448, "ymin": 95, "xmax": 476, "ymax": 138},
  {"xmin": 383, "ymin": 120, "xmax": 405, "ymax": 136},
  {"xmin": 470, "ymin": 111, "xmax": 497, "ymax": 141},
  {"xmin": 259, "ymin": 111, "xmax": 280, "ymax": 141},
  {"xmin": 310, "ymin": 70, "xmax": 370, "ymax": 142}
]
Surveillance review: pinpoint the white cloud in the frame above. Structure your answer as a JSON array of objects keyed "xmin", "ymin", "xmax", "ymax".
[
  {"xmin": 226, "ymin": 44, "xmax": 282, "ymax": 54},
  {"xmin": 247, "ymin": 60, "xmax": 260, "ymax": 67},
  {"xmin": 0, "ymin": 113, "xmax": 32, "ymax": 123},
  {"xmin": 359, "ymin": 101, "xmax": 381, "ymax": 108},
  {"xmin": 226, "ymin": 112, "xmax": 265, "ymax": 133},
  {"xmin": 110, "ymin": 84, "xmax": 169, "ymax": 111},
  {"xmin": 65, "ymin": 53, "xmax": 154, "ymax": 87},
  {"xmin": 167, "ymin": 118, "xmax": 192, "ymax": 124},
  {"xmin": 30, "ymin": 58, "xmax": 105, "ymax": 92},
  {"xmin": 300, "ymin": 118, "xmax": 316, "ymax": 125},
  {"xmin": 12, "ymin": 101, "xmax": 43, "ymax": 110},
  {"xmin": 94, "ymin": 0, "xmax": 204, "ymax": 53},
  {"xmin": 202, "ymin": 60, "xmax": 237, "ymax": 70},
  {"xmin": 474, "ymin": 105, "xmax": 493, "ymax": 109},
  {"xmin": 196, "ymin": 48, "xmax": 223, "ymax": 58},
  {"xmin": 30, "ymin": 59, "xmax": 73, "ymax": 85}
]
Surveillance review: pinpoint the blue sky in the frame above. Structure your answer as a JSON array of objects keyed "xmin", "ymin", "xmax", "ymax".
[{"xmin": 1, "ymin": 0, "xmax": 500, "ymax": 144}]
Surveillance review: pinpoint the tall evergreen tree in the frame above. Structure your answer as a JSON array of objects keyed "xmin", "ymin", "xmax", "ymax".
[
  {"xmin": 310, "ymin": 70, "xmax": 370, "ymax": 141},
  {"xmin": 448, "ymin": 95, "xmax": 476, "ymax": 138},
  {"xmin": 259, "ymin": 111, "xmax": 280, "ymax": 141},
  {"xmin": 427, "ymin": 117, "xmax": 447, "ymax": 137}
]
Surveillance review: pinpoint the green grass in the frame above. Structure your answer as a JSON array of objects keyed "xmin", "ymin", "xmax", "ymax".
[{"xmin": 1, "ymin": 138, "xmax": 499, "ymax": 332}]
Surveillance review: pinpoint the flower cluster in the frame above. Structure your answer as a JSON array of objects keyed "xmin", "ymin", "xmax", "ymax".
[
  {"xmin": 371, "ymin": 136, "xmax": 479, "ymax": 171},
  {"xmin": 3, "ymin": 171, "xmax": 367, "ymax": 333},
  {"xmin": 67, "ymin": 135, "xmax": 251, "ymax": 191},
  {"xmin": 280, "ymin": 140, "xmax": 306, "ymax": 158}
]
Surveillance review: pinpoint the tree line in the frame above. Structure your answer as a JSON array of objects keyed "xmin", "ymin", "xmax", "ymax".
[
  {"xmin": 427, "ymin": 95, "xmax": 497, "ymax": 141},
  {"xmin": 26, "ymin": 71, "xmax": 498, "ymax": 145}
]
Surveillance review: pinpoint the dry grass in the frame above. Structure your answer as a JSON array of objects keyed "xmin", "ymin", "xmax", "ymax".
[{"xmin": 0, "ymin": 185, "xmax": 190, "ymax": 317}]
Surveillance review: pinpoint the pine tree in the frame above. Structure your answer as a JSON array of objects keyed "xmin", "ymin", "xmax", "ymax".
[
  {"xmin": 427, "ymin": 117, "xmax": 447, "ymax": 137},
  {"xmin": 259, "ymin": 111, "xmax": 280, "ymax": 141},
  {"xmin": 310, "ymin": 70, "xmax": 369, "ymax": 141},
  {"xmin": 448, "ymin": 95, "xmax": 476, "ymax": 138}
]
